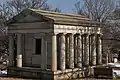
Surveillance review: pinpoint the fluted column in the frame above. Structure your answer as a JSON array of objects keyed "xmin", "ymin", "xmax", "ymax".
[
  {"xmin": 90, "ymin": 34, "xmax": 96, "ymax": 66},
  {"xmin": 69, "ymin": 33, "xmax": 74, "ymax": 68},
  {"xmin": 17, "ymin": 34, "xmax": 22, "ymax": 67},
  {"xmin": 108, "ymin": 53, "xmax": 111, "ymax": 63},
  {"xmin": 83, "ymin": 34, "xmax": 89, "ymax": 67},
  {"xmin": 8, "ymin": 34, "xmax": 14, "ymax": 66},
  {"xmin": 59, "ymin": 33, "xmax": 66, "ymax": 70},
  {"xmin": 74, "ymin": 35, "xmax": 78, "ymax": 67},
  {"xmin": 65, "ymin": 34, "xmax": 69, "ymax": 68},
  {"xmin": 106, "ymin": 53, "xmax": 108, "ymax": 64},
  {"xmin": 77, "ymin": 34, "xmax": 82, "ymax": 67},
  {"xmin": 52, "ymin": 33, "xmax": 57, "ymax": 71},
  {"xmin": 96, "ymin": 34, "xmax": 102, "ymax": 65}
]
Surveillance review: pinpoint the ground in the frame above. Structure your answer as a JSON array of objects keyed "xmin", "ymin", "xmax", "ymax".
[
  {"xmin": 0, "ymin": 78, "xmax": 113, "ymax": 80},
  {"xmin": 0, "ymin": 78, "xmax": 24, "ymax": 80}
]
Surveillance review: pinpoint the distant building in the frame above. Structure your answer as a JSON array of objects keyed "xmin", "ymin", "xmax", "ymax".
[{"xmin": 7, "ymin": 9, "xmax": 102, "ymax": 80}]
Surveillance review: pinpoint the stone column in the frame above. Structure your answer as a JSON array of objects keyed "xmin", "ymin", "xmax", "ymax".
[
  {"xmin": 74, "ymin": 35, "xmax": 78, "ymax": 67},
  {"xmin": 106, "ymin": 53, "xmax": 108, "ymax": 64},
  {"xmin": 83, "ymin": 34, "xmax": 89, "ymax": 67},
  {"xmin": 52, "ymin": 33, "xmax": 57, "ymax": 71},
  {"xmin": 90, "ymin": 34, "xmax": 96, "ymax": 66},
  {"xmin": 69, "ymin": 33, "xmax": 74, "ymax": 68},
  {"xmin": 17, "ymin": 34, "xmax": 22, "ymax": 67},
  {"xmin": 60, "ymin": 33, "xmax": 66, "ymax": 70},
  {"xmin": 82, "ymin": 35, "xmax": 84, "ymax": 66},
  {"xmin": 108, "ymin": 52, "xmax": 111, "ymax": 63},
  {"xmin": 77, "ymin": 34, "xmax": 82, "ymax": 68},
  {"xmin": 65, "ymin": 34, "xmax": 69, "ymax": 68},
  {"xmin": 8, "ymin": 34, "xmax": 14, "ymax": 66},
  {"xmin": 96, "ymin": 34, "xmax": 102, "ymax": 65}
]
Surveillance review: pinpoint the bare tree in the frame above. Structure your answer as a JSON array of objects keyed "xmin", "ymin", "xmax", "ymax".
[
  {"xmin": 74, "ymin": 0, "xmax": 119, "ymax": 64},
  {"xmin": 6, "ymin": 0, "xmax": 50, "ymax": 14},
  {"xmin": 74, "ymin": 0, "xmax": 86, "ymax": 15},
  {"xmin": 75, "ymin": 0, "xmax": 115, "ymax": 23},
  {"xmin": 0, "ymin": 0, "xmax": 50, "ymax": 20},
  {"xmin": 0, "ymin": 3, "xmax": 13, "ymax": 21},
  {"xmin": 0, "ymin": 0, "xmax": 61, "ymax": 21}
]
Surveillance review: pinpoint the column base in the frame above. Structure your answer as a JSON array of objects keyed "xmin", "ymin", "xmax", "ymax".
[
  {"xmin": 7, "ymin": 67, "xmax": 97, "ymax": 80},
  {"xmin": 8, "ymin": 67, "xmax": 54, "ymax": 79}
]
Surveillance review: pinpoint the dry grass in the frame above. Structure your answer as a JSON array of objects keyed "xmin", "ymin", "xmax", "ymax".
[{"xmin": 0, "ymin": 64, "xmax": 7, "ymax": 69}]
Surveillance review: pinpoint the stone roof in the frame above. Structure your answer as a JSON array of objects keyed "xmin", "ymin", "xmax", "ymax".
[{"xmin": 7, "ymin": 9, "xmax": 99, "ymax": 26}]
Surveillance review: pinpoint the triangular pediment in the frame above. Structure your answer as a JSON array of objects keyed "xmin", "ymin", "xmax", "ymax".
[
  {"xmin": 18, "ymin": 14, "xmax": 41, "ymax": 23},
  {"xmin": 7, "ymin": 9, "xmax": 53, "ymax": 24}
]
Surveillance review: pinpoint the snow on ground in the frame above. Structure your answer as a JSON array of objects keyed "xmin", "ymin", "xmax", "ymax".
[{"xmin": 0, "ymin": 70, "xmax": 7, "ymax": 74}]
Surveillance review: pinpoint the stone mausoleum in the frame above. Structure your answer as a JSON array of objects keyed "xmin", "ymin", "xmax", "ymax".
[{"xmin": 7, "ymin": 9, "xmax": 102, "ymax": 80}]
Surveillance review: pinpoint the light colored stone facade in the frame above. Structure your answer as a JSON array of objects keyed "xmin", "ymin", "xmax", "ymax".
[{"xmin": 7, "ymin": 9, "xmax": 102, "ymax": 80}]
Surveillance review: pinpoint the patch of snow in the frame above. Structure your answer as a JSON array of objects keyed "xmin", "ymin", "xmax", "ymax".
[{"xmin": 0, "ymin": 70, "xmax": 7, "ymax": 74}]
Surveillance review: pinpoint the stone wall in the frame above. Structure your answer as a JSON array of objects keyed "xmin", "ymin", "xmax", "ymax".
[
  {"xmin": 7, "ymin": 67, "xmax": 90, "ymax": 80},
  {"xmin": 23, "ymin": 33, "xmax": 52, "ymax": 68}
]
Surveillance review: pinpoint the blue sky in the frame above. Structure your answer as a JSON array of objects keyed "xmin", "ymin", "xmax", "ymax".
[
  {"xmin": 1, "ymin": 0, "xmax": 76, "ymax": 13},
  {"xmin": 47, "ymin": 0, "xmax": 76, "ymax": 13}
]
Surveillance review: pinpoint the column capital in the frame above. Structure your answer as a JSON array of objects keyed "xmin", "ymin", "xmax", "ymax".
[
  {"xmin": 50, "ymin": 33, "xmax": 57, "ymax": 36},
  {"xmin": 82, "ymin": 33, "xmax": 89, "ymax": 37},
  {"xmin": 16, "ymin": 33, "xmax": 22, "ymax": 37},
  {"xmin": 74, "ymin": 33, "xmax": 81, "ymax": 36},
  {"xmin": 65, "ymin": 33, "xmax": 72, "ymax": 37},
  {"xmin": 59, "ymin": 33, "xmax": 66, "ymax": 36},
  {"xmin": 97, "ymin": 33, "xmax": 102, "ymax": 38},
  {"xmin": 16, "ymin": 33, "xmax": 22, "ymax": 35},
  {"xmin": 67, "ymin": 33, "xmax": 75, "ymax": 35},
  {"xmin": 90, "ymin": 33, "xmax": 97, "ymax": 36},
  {"xmin": 97, "ymin": 33, "xmax": 103, "ymax": 36},
  {"xmin": 8, "ymin": 33, "xmax": 14, "ymax": 36}
]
